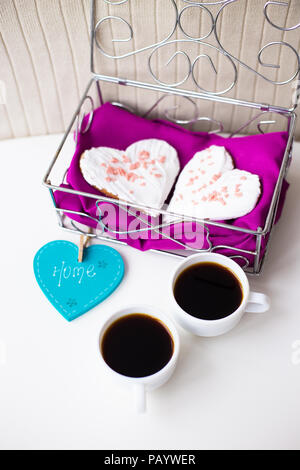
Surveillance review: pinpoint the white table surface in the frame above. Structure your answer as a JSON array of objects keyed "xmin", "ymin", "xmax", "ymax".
[{"xmin": 0, "ymin": 133, "xmax": 300, "ymax": 451}]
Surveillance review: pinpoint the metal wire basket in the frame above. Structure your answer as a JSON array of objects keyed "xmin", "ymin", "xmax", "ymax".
[{"xmin": 43, "ymin": 0, "xmax": 299, "ymax": 274}]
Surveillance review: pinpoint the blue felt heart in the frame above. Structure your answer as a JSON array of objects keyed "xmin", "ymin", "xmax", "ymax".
[{"xmin": 33, "ymin": 241, "xmax": 124, "ymax": 321}]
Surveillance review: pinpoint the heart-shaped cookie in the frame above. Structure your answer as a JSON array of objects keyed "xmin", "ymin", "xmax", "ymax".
[
  {"xmin": 168, "ymin": 146, "xmax": 261, "ymax": 221},
  {"xmin": 80, "ymin": 139, "xmax": 180, "ymax": 211},
  {"xmin": 33, "ymin": 241, "xmax": 124, "ymax": 321}
]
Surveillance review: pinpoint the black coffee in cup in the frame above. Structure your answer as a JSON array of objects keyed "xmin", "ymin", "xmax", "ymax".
[
  {"xmin": 101, "ymin": 314, "xmax": 174, "ymax": 378},
  {"xmin": 174, "ymin": 262, "xmax": 243, "ymax": 320}
]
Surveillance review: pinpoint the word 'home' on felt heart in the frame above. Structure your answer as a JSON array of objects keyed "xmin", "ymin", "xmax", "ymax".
[{"xmin": 53, "ymin": 260, "xmax": 96, "ymax": 287}]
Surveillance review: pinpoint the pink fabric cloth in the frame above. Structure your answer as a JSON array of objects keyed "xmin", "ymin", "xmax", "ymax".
[{"xmin": 54, "ymin": 103, "xmax": 289, "ymax": 267}]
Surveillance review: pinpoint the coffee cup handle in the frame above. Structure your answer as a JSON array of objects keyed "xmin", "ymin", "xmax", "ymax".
[
  {"xmin": 134, "ymin": 383, "xmax": 146, "ymax": 413},
  {"xmin": 245, "ymin": 291, "xmax": 270, "ymax": 313}
]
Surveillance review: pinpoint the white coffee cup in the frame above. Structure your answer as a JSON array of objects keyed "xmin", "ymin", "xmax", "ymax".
[
  {"xmin": 98, "ymin": 305, "xmax": 180, "ymax": 413},
  {"xmin": 170, "ymin": 253, "xmax": 270, "ymax": 337}
]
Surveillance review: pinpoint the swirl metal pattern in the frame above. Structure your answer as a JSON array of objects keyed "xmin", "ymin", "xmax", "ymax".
[
  {"xmin": 94, "ymin": 0, "xmax": 178, "ymax": 59},
  {"xmin": 264, "ymin": 1, "xmax": 300, "ymax": 31},
  {"xmin": 214, "ymin": 1, "xmax": 300, "ymax": 87},
  {"xmin": 92, "ymin": 0, "xmax": 300, "ymax": 97}
]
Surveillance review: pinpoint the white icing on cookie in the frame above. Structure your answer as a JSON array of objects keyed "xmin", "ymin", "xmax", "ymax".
[
  {"xmin": 80, "ymin": 139, "xmax": 180, "ymax": 211},
  {"xmin": 168, "ymin": 146, "xmax": 261, "ymax": 221}
]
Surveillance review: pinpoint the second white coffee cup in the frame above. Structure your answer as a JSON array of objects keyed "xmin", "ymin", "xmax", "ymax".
[{"xmin": 170, "ymin": 253, "xmax": 270, "ymax": 337}]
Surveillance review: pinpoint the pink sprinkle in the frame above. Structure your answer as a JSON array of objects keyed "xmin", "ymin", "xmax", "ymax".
[
  {"xmin": 241, "ymin": 176, "xmax": 247, "ymax": 181},
  {"xmin": 140, "ymin": 182, "xmax": 146, "ymax": 187},
  {"xmin": 130, "ymin": 190, "xmax": 134, "ymax": 194},
  {"xmin": 201, "ymin": 170, "xmax": 206, "ymax": 175},
  {"xmin": 186, "ymin": 177, "xmax": 195, "ymax": 186},
  {"xmin": 130, "ymin": 162, "xmax": 140, "ymax": 170},
  {"xmin": 212, "ymin": 173, "xmax": 221, "ymax": 182},
  {"xmin": 122, "ymin": 154, "xmax": 131, "ymax": 163},
  {"xmin": 118, "ymin": 168, "xmax": 127, "ymax": 177},
  {"xmin": 101, "ymin": 163, "xmax": 107, "ymax": 167},
  {"xmin": 139, "ymin": 150, "xmax": 150, "ymax": 160},
  {"xmin": 127, "ymin": 172, "xmax": 138, "ymax": 182},
  {"xmin": 154, "ymin": 174, "xmax": 162, "ymax": 178},
  {"xmin": 107, "ymin": 165, "xmax": 118, "ymax": 176},
  {"xmin": 236, "ymin": 192, "xmax": 243, "ymax": 198},
  {"xmin": 208, "ymin": 190, "xmax": 221, "ymax": 202},
  {"xmin": 201, "ymin": 196, "xmax": 208, "ymax": 202},
  {"xmin": 179, "ymin": 194, "xmax": 183, "ymax": 200},
  {"xmin": 111, "ymin": 157, "xmax": 119, "ymax": 164},
  {"xmin": 159, "ymin": 156, "xmax": 166, "ymax": 164},
  {"xmin": 221, "ymin": 186, "xmax": 228, "ymax": 192},
  {"xmin": 105, "ymin": 177, "xmax": 113, "ymax": 182},
  {"xmin": 189, "ymin": 170, "xmax": 194, "ymax": 174}
]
